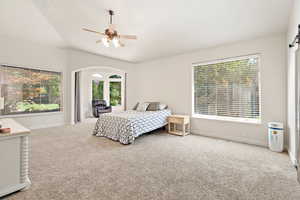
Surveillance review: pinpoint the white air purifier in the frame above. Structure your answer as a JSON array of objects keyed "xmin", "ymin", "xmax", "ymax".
[{"xmin": 268, "ymin": 122, "xmax": 284, "ymax": 152}]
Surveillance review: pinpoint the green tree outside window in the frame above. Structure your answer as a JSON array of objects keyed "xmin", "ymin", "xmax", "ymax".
[
  {"xmin": 109, "ymin": 81, "xmax": 121, "ymax": 106},
  {"xmin": 92, "ymin": 80, "xmax": 104, "ymax": 100}
]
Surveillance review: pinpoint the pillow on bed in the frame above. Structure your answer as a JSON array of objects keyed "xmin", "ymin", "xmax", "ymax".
[
  {"xmin": 136, "ymin": 102, "xmax": 150, "ymax": 111},
  {"xmin": 147, "ymin": 102, "xmax": 160, "ymax": 111},
  {"xmin": 132, "ymin": 102, "xmax": 139, "ymax": 110},
  {"xmin": 147, "ymin": 102, "xmax": 168, "ymax": 111},
  {"xmin": 159, "ymin": 103, "xmax": 168, "ymax": 110}
]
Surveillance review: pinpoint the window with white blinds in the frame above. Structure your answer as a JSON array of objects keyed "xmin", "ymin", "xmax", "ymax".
[{"xmin": 193, "ymin": 55, "xmax": 260, "ymax": 122}]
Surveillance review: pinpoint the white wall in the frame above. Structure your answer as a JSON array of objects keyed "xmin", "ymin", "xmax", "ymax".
[
  {"xmin": 66, "ymin": 49, "xmax": 137, "ymax": 124},
  {"xmin": 287, "ymin": 0, "xmax": 300, "ymax": 165},
  {"xmin": 136, "ymin": 35, "xmax": 286, "ymax": 147},
  {"xmin": 0, "ymin": 36, "xmax": 67, "ymax": 129}
]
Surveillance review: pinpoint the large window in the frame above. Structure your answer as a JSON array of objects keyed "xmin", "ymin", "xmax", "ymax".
[
  {"xmin": 193, "ymin": 55, "xmax": 260, "ymax": 123},
  {"xmin": 0, "ymin": 65, "xmax": 62, "ymax": 115},
  {"xmin": 90, "ymin": 73, "xmax": 123, "ymax": 108},
  {"xmin": 109, "ymin": 81, "xmax": 121, "ymax": 106},
  {"xmin": 92, "ymin": 80, "xmax": 104, "ymax": 100}
]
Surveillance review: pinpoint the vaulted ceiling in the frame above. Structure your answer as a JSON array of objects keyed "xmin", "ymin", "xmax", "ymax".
[{"xmin": 0, "ymin": 0, "xmax": 292, "ymax": 62}]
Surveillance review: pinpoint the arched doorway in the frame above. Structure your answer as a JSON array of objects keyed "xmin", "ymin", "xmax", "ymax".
[{"xmin": 71, "ymin": 66, "xmax": 126, "ymax": 124}]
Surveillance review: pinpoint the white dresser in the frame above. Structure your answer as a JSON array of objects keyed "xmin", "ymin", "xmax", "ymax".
[{"xmin": 0, "ymin": 118, "xmax": 31, "ymax": 198}]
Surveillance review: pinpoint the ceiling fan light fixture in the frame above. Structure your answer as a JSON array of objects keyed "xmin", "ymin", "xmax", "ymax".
[
  {"xmin": 82, "ymin": 9, "xmax": 137, "ymax": 48},
  {"xmin": 112, "ymin": 37, "xmax": 120, "ymax": 48},
  {"xmin": 102, "ymin": 37, "xmax": 110, "ymax": 47}
]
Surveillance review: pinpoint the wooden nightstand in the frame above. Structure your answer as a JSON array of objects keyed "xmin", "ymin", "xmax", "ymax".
[{"xmin": 167, "ymin": 115, "xmax": 190, "ymax": 136}]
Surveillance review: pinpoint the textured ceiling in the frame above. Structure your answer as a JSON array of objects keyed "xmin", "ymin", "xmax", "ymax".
[{"xmin": 0, "ymin": 0, "xmax": 292, "ymax": 62}]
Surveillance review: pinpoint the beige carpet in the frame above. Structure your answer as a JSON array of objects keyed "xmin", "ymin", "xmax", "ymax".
[{"xmin": 4, "ymin": 123, "xmax": 300, "ymax": 200}]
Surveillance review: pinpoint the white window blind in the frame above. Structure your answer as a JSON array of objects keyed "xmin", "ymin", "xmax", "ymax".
[{"xmin": 193, "ymin": 55, "xmax": 260, "ymax": 121}]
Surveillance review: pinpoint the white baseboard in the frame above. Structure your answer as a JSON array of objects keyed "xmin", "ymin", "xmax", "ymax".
[
  {"xmin": 0, "ymin": 182, "xmax": 30, "ymax": 198},
  {"xmin": 288, "ymin": 150, "xmax": 298, "ymax": 168},
  {"xmin": 191, "ymin": 129, "xmax": 267, "ymax": 147}
]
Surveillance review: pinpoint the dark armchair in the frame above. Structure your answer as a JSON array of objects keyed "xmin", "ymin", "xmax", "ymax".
[{"xmin": 92, "ymin": 100, "xmax": 112, "ymax": 117}]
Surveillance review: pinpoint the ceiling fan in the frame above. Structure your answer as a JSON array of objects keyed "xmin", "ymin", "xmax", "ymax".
[{"xmin": 82, "ymin": 10, "xmax": 137, "ymax": 48}]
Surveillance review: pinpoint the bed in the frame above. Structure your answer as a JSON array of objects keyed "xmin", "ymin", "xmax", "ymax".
[{"xmin": 93, "ymin": 109, "xmax": 171, "ymax": 144}]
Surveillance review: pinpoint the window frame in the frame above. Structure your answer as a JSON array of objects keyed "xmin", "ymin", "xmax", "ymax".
[
  {"xmin": 0, "ymin": 64, "xmax": 64, "ymax": 117},
  {"xmin": 108, "ymin": 74, "xmax": 124, "ymax": 107},
  {"xmin": 191, "ymin": 54, "xmax": 262, "ymax": 124},
  {"xmin": 91, "ymin": 79, "xmax": 105, "ymax": 101}
]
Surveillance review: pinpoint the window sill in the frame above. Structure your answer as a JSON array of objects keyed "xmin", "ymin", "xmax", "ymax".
[
  {"xmin": 0, "ymin": 111, "xmax": 64, "ymax": 119},
  {"xmin": 192, "ymin": 114, "xmax": 261, "ymax": 125}
]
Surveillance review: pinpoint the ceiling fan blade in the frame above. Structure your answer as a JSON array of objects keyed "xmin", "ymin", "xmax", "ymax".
[
  {"xmin": 119, "ymin": 35, "xmax": 137, "ymax": 40},
  {"xmin": 82, "ymin": 28, "xmax": 105, "ymax": 35}
]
